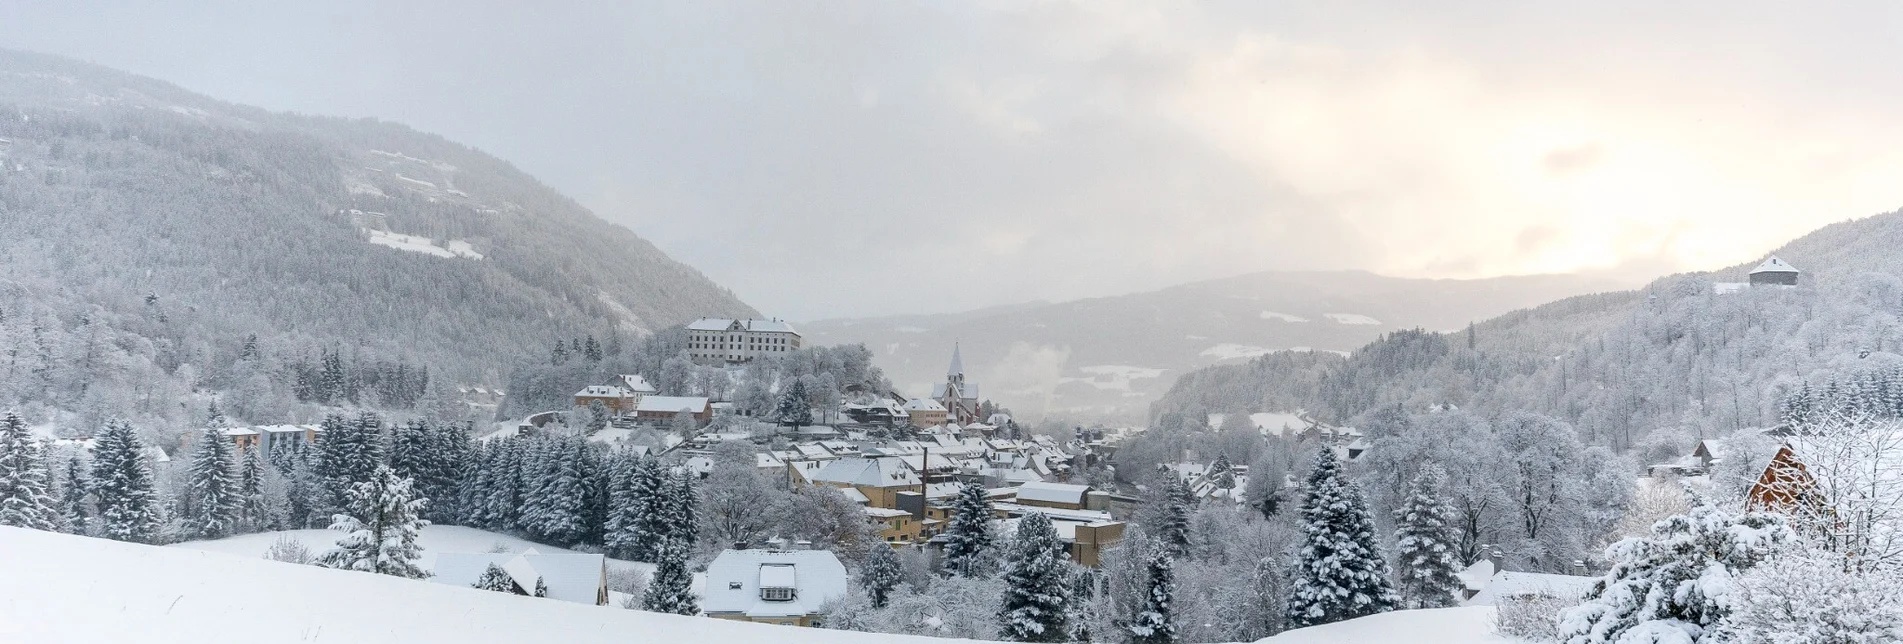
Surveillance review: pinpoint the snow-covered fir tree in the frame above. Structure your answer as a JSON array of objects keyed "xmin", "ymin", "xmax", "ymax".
[
  {"xmin": 999, "ymin": 511, "xmax": 1071, "ymax": 642},
  {"xmin": 602, "ymin": 451, "xmax": 642, "ymax": 559},
  {"xmin": 1208, "ymin": 452, "xmax": 1236, "ymax": 492},
  {"xmin": 642, "ymin": 536, "xmax": 698, "ymax": 615},
  {"xmin": 59, "ymin": 456, "xmax": 90, "ymax": 535},
  {"xmin": 776, "ymin": 378, "xmax": 814, "ymax": 429},
  {"xmin": 520, "ymin": 436, "xmax": 589, "ymax": 545},
  {"xmin": 1286, "ymin": 447, "xmax": 1397, "ymax": 628},
  {"xmin": 390, "ymin": 419, "xmax": 467, "ymax": 524},
  {"xmin": 942, "ymin": 482, "xmax": 997, "ymax": 576},
  {"xmin": 624, "ymin": 454, "xmax": 670, "ymax": 561},
  {"xmin": 1128, "ymin": 550, "xmax": 1177, "ymax": 644},
  {"xmin": 661, "ymin": 468, "xmax": 699, "ymax": 552},
  {"xmin": 1392, "ymin": 464, "xmax": 1462, "ymax": 609},
  {"xmin": 237, "ymin": 445, "xmax": 269, "ymax": 532},
  {"xmin": 181, "ymin": 427, "xmax": 241, "ymax": 539},
  {"xmin": 1151, "ymin": 476, "xmax": 1195, "ymax": 557},
  {"xmin": 1715, "ymin": 550, "xmax": 1903, "ymax": 643},
  {"xmin": 90, "ymin": 419, "xmax": 161, "ymax": 544},
  {"xmin": 472, "ymin": 562, "xmax": 521, "ymax": 594},
  {"xmin": 0, "ymin": 411, "xmax": 60, "ymax": 531},
  {"xmin": 864, "ymin": 542, "xmax": 903, "ymax": 609},
  {"xmin": 315, "ymin": 464, "xmax": 431, "ymax": 579},
  {"xmin": 315, "ymin": 412, "xmax": 387, "ymax": 520},
  {"xmin": 1558, "ymin": 502, "xmax": 1792, "ymax": 644},
  {"xmin": 533, "ymin": 576, "xmax": 548, "ymax": 598}
]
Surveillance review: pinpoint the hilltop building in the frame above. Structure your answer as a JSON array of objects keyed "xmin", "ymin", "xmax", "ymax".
[
  {"xmin": 686, "ymin": 318, "xmax": 802, "ymax": 364},
  {"xmin": 1748, "ymin": 256, "xmax": 1800, "ymax": 286}
]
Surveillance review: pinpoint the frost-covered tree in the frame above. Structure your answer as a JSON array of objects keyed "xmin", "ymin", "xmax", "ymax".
[
  {"xmin": 1245, "ymin": 452, "xmax": 1286, "ymax": 519},
  {"xmin": 1287, "ymin": 447, "xmax": 1396, "ymax": 628},
  {"xmin": 1151, "ymin": 477, "xmax": 1196, "ymax": 557},
  {"xmin": 59, "ymin": 456, "xmax": 90, "ymax": 535},
  {"xmin": 776, "ymin": 378, "xmax": 814, "ymax": 429},
  {"xmin": 181, "ymin": 428, "xmax": 241, "ymax": 539},
  {"xmin": 613, "ymin": 456, "xmax": 667, "ymax": 561},
  {"xmin": 1715, "ymin": 550, "xmax": 1903, "ymax": 643},
  {"xmin": 999, "ymin": 512, "xmax": 1071, "ymax": 642},
  {"xmin": 864, "ymin": 543, "xmax": 903, "ymax": 609},
  {"xmin": 1207, "ymin": 452, "xmax": 1236, "ymax": 492},
  {"xmin": 315, "ymin": 412, "xmax": 386, "ymax": 520},
  {"xmin": 315, "ymin": 464, "xmax": 431, "ymax": 579},
  {"xmin": 237, "ymin": 446, "xmax": 269, "ymax": 532},
  {"xmin": 0, "ymin": 411, "xmax": 60, "ymax": 531},
  {"xmin": 942, "ymin": 482, "xmax": 996, "ymax": 576},
  {"xmin": 91, "ymin": 419, "xmax": 161, "ymax": 544},
  {"xmin": 472, "ymin": 562, "xmax": 521, "ymax": 594},
  {"xmin": 642, "ymin": 537, "xmax": 698, "ymax": 615},
  {"xmin": 1127, "ymin": 550, "xmax": 1177, "ymax": 644},
  {"xmin": 1392, "ymin": 465, "xmax": 1462, "ymax": 609},
  {"xmin": 1558, "ymin": 503, "xmax": 1791, "ymax": 644},
  {"xmin": 520, "ymin": 436, "xmax": 589, "ymax": 545}
]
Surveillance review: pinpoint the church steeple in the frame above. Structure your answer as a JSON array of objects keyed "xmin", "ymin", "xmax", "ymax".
[{"xmin": 947, "ymin": 342, "xmax": 965, "ymax": 379}]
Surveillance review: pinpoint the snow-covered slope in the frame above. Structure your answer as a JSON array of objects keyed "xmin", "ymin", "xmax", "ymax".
[
  {"xmin": 0, "ymin": 527, "xmax": 972, "ymax": 644},
  {"xmin": 1252, "ymin": 606, "xmax": 1510, "ymax": 643}
]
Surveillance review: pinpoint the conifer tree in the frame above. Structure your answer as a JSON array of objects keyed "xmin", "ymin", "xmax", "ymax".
[
  {"xmin": 1208, "ymin": 452, "xmax": 1236, "ymax": 492},
  {"xmin": 534, "ymin": 576, "xmax": 549, "ymax": 598},
  {"xmin": 182, "ymin": 427, "xmax": 242, "ymax": 539},
  {"xmin": 1152, "ymin": 477, "xmax": 1195, "ymax": 557},
  {"xmin": 603, "ymin": 452, "xmax": 640, "ymax": 558},
  {"xmin": 642, "ymin": 537, "xmax": 698, "ymax": 615},
  {"xmin": 999, "ymin": 512, "xmax": 1071, "ymax": 642},
  {"xmin": 522, "ymin": 437, "xmax": 588, "ymax": 545},
  {"xmin": 315, "ymin": 412, "xmax": 385, "ymax": 520},
  {"xmin": 1557, "ymin": 503, "xmax": 1792, "ymax": 644},
  {"xmin": 472, "ymin": 562, "xmax": 520, "ymax": 594},
  {"xmin": 942, "ymin": 482, "xmax": 996, "ymax": 576},
  {"xmin": 315, "ymin": 464, "xmax": 431, "ymax": 579},
  {"xmin": 60, "ymin": 456, "xmax": 90, "ymax": 535},
  {"xmin": 1128, "ymin": 550, "xmax": 1177, "ymax": 644},
  {"xmin": 775, "ymin": 379, "xmax": 813, "ymax": 429},
  {"xmin": 91, "ymin": 419, "xmax": 161, "ymax": 543},
  {"xmin": 657, "ymin": 468, "xmax": 700, "ymax": 551},
  {"xmin": 864, "ymin": 542, "xmax": 903, "ymax": 609},
  {"xmin": 238, "ymin": 445, "xmax": 269, "ymax": 531},
  {"xmin": 1286, "ymin": 448, "xmax": 1397, "ymax": 628},
  {"xmin": 0, "ymin": 411, "xmax": 60, "ymax": 531},
  {"xmin": 1392, "ymin": 465, "xmax": 1463, "ymax": 609}
]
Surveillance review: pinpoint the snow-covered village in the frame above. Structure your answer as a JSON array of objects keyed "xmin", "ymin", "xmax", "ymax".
[{"xmin": 4, "ymin": 4, "xmax": 1903, "ymax": 644}]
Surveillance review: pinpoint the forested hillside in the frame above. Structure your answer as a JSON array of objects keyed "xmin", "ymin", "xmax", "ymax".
[
  {"xmin": 0, "ymin": 50, "xmax": 754, "ymax": 432},
  {"xmin": 1154, "ymin": 209, "xmax": 1903, "ymax": 451}
]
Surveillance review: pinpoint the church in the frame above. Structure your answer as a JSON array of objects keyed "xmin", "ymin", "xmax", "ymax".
[{"xmin": 931, "ymin": 344, "xmax": 983, "ymax": 425}]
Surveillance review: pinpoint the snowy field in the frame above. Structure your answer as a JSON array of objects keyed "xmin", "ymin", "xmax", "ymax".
[
  {"xmin": 1323, "ymin": 313, "xmax": 1383, "ymax": 325},
  {"xmin": 364, "ymin": 229, "xmax": 484, "ymax": 260},
  {"xmin": 1259, "ymin": 311, "xmax": 1311, "ymax": 322},
  {"xmin": 1202, "ymin": 343, "xmax": 1272, "ymax": 360},
  {"xmin": 1254, "ymin": 606, "xmax": 1510, "ymax": 643}
]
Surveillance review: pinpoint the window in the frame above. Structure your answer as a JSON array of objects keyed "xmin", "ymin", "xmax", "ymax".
[
  {"xmin": 761, "ymin": 587, "xmax": 796, "ymax": 601},
  {"xmin": 728, "ymin": 582, "xmax": 742, "ymax": 590}
]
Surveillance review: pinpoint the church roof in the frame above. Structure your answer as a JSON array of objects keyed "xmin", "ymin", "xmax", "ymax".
[
  {"xmin": 948, "ymin": 343, "xmax": 965, "ymax": 377},
  {"xmin": 1750, "ymin": 256, "xmax": 1799, "ymax": 275}
]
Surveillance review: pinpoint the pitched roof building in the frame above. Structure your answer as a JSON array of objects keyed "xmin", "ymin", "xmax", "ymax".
[
  {"xmin": 432, "ymin": 550, "xmax": 609, "ymax": 605},
  {"xmin": 1748, "ymin": 256, "xmax": 1800, "ymax": 286},
  {"xmin": 686, "ymin": 318, "xmax": 802, "ymax": 364},
  {"xmin": 703, "ymin": 549, "xmax": 848, "ymax": 627},
  {"xmin": 931, "ymin": 344, "xmax": 982, "ymax": 424}
]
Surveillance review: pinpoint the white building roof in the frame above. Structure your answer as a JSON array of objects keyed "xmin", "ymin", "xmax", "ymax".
[
  {"xmin": 1749, "ymin": 255, "xmax": 1799, "ymax": 275},
  {"xmin": 618, "ymin": 374, "xmax": 658, "ymax": 394},
  {"xmin": 218, "ymin": 427, "xmax": 259, "ymax": 437},
  {"xmin": 576, "ymin": 385, "xmax": 633, "ymax": 399},
  {"xmin": 635, "ymin": 396, "xmax": 710, "ymax": 414},
  {"xmin": 808, "ymin": 457, "xmax": 921, "ymax": 488},
  {"xmin": 687, "ymin": 318, "xmax": 801, "ymax": 335},
  {"xmin": 1462, "ymin": 571, "xmax": 1598, "ymax": 607},
  {"xmin": 902, "ymin": 398, "xmax": 947, "ymax": 412},
  {"xmin": 432, "ymin": 550, "xmax": 606, "ymax": 605},
  {"xmin": 702, "ymin": 549, "xmax": 846, "ymax": 618}
]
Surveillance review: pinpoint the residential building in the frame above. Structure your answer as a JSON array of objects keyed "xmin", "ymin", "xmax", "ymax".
[
  {"xmin": 686, "ymin": 318, "xmax": 802, "ymax": 364},
  {"xmin": 703, "ymin": 549, "xmax": 847, "ymax": 627},
  {"xmin": 902, "ymin": 398, "xmax": 948, "ymax": 427},
  {"xmin": 864, "ymin": 507, "xmax": 921, "ymax": 546},
  {"xmin": 574, "ymin": 385, "xmax": 639, "ymax": 413},
  {"xmin": 1012, "ymin": 481, "xmax": 1093, "ymax": 511},
  {"xmin": 432, "ymin": 550, "xmax": 609, "ymax": 606},
  {"xmin": 633, "ymin": 396, "xmax": 712, "ymax": 425},
  {"xmin": 1748, "ymin": 256, "xmax": 1800, "ymax": 287},
  {"xmin": 219, "ymin": 427, "xmax": 260, "ymax": 451},
  {"xmin": 806, "ymin": 457, "xmax": 921, "ymax": 508}
]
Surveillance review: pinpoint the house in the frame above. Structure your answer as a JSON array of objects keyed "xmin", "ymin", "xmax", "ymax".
[
  {"xmin": 618, "ymin": 374, "xmax": 659, "ymax": 397},
  {"xmin": 1012, "ymin": 481, "xmax": 1093, "ymax": 511},
  {"xmin": 633, "ymin": 396, "xmax": 712, "ymax": 425},
  {"xmin": 931, "ymin": 345, "xmax": 983, "ymax": 424},
  {"xmin": 218, "ymin": 427, "xmax": 260, "ymax": 450},
  {"xmin": 574, "ymin": 385, "xmax": 639, "ymax": 414},
  {"xmin": 686, "ymin": 318, "xmax": 802, "ymax": 365},
  {"xmin": 218, "ymin": 424, "xmax": 320, "ymax": 454},
  {"xmin": 805, "ymin": 457, "xmax": 921, "ymax": 508},
  {"xmin": 703, "ymin": 549, "xmax": 848, "ymax": 627},
  {"xmin": 864, "ymin": 507, "xmax": 922, "ymax": 546},
  {"xmin": 1749, "ymin": 256, "xmax": 1800, "ymax": 287},
  {"xmin": 902, "ymin": 398, "xmax": 948, "ymax": 428},
  {"xmin": 432, "ymin": 550, "xmax": 609, "ymax": 606}
]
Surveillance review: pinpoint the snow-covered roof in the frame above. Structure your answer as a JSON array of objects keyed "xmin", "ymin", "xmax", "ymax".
[
  {"xmin": 993, "ymin": 502, "xmax": 1114, "ymax": 523},
  {"xmin": 863, "ymin": 507, "xmax": 910, "ymax": 519},
  {"xmin": 576, "ymin": 385, "xmax": 633, "ymax": 399},
  {"xmin": 930, "ymin": 382, "xmax": 981, "ymax": 401},
  {"xmin": 702, "ymin": 549, "xmax": 846, "ymax": 618},
  {"xmin": 1462, "ymin": 571, "xmax": 1597, "ymax": 607},
  {"xmin": 635, "ymin": 396, "xmax": 709, "ymax": 414},
  {"xmin": 1013, "ymin": 481, "xmax": 1091, "ymax": 505},
  {"xmin": 618, "ymin": 374, "xmax": 658, "ymax": 394},
  {"xmin": 686, "ymin": 318, "xmax": 801, "ymax": 335},
  {"xmin": 902, "ymin": 398, "xmax": 946, "ymax": 412},
  {"xmin": 795, "ymin": 443, "xmax": 836, "ymax": 460},
  {"xmin": 808, "ymin": 457, "xmax": 921, "ymax": 488},
  {"xmin": 256, "ymin": 425, "xmax": 314, "ymax": 434},
  {"xmin": 1749, "ymin": 255, "xmax": 1799, "ymax": 275},
  {"xmin": 432, "ymin": 551, "xmax": 606, "ymax": 605},
  {"xmin": 838, "ymin": 488, "xmax": 871, "ymax": 505},
  {"xmin": 218, "ymin": 428, "xmax": 259, "ymax": 437}
]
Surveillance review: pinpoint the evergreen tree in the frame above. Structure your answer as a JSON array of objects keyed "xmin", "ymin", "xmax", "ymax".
[
  {"xmin": 942, "ymin": 482, "xmax": 996, "ymax": 576},
  {"xmin": 1152, "ymin": 477, "xmax": 1195, "ymax": 557},
  {"xmin": 91, "ymin": 419, "xmax": 161, "ymax": 544},
  {"xmin": 642, "ymin": 537, "xmax": 698, "ymax": 615},
  {"xmin": 315, "ymin": 464, "xmax": 431, "ymax": 579},
  {"xmin": 522, "ymin": 437, "xmax": 589, "ymax": 546},
  {"xmin": 182, "ymin": 427, "xmax": 242, "ymax": 539},
  {"xmin": 1392, "ymin": 465, "xmax": 1463, "ymax": 609},
  {"xmin": 238, "ymin": 445, "xmax": 269, "ymax": 531},
  {"xmin": 0, "ymin": 411, "xmax": 60, "ymax": 531},
  {"xmin": 662, "ymin": 469, "xmax": 699, "ymax": 552},
  {"xmin": 59, "ymin": 456, "xmax": 90, "ymax": 535},
  {"xmin": 315, "ymin": 412, "xmax": 386, "ymax": 520},
  {"xmin": 1286, "ymin": 448, "xmax": 1397, "ymax": 628},
  {"xmin": 1557, "ymin": 504, "xmax": 1792, "ymax": 644},
  {"xmin": 775, "ymin": 379, "xmax": 814, "ymax": 429},
  {"xmin": 534, "ymin": 576, "xmax": 549, "ymax": 598},
  {"xmin": 602, "ymin": 452, "xmax": 642, "ymax": 558},
  {"xmin": 585, "ymin": 399, "xmax": 610, "ymax": 434},
  {"xmin": 1128, "ymin": 550, "xmax": 1177, "ymax": 644},
  {"xmin": 999, "ymin": 512, "xmax": 1071, "ymax": 642},
  {"xmin": 864, "ymin": 542, "xmax": 903, "ymax": 609},
  {"xmin": 1208, "ymin": 452, "xmax": 1236, "ymax": 491},
  {"xmin": 472, "ymin": 562, "xmax": 521, "ymax": 594}
]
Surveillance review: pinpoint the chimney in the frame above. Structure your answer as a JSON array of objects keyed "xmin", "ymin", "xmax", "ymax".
[
  {"xmin": 793, "ymin": 540, "xmax": 813, "ymax": 551},
  {"xmin": 733, "ymin": 540, "xmax": 750, "ymax": 551},
  {"xmin": 1488, "ymin": 548, "xmax": 1506, "ymax": 574}
]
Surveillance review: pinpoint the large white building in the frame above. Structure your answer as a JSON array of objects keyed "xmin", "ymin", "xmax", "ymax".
[{"xmin": 686, "ymin": 318, "xmax": 802, "ymax": 364}]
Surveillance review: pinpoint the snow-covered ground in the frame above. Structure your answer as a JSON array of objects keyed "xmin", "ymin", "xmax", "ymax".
[
  {"xmin": 2, "ymin": 526, "xmax": 974, "ymax": 644},
  {"xmin": 364, "ymin": 229, "xmax": 484, "ymax": 260},
  {"xmin": 1323, "ymin": 313, "xmax": 1383, "ymax": 325},
  {"xmin": 1202, "ymin": 343, "xmax": 1272, "ymax": 360},
  {"xmin": 1255, "ymin": 606, "xmax": 1510, "ymax": 643},
  {"xmin": 1259, "ymin": 310, "xmax": 1310, "ymax": 322}
]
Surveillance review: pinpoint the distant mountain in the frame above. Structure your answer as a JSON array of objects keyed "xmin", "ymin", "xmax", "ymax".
[
  {"xmin": 803, "ymin": 270, "xmax": 1631, "ymax": 422},
  {"xmin": 1152, "ymin": 209, "xmax": 1903, "ymax": 451},
  {"xmin": 0, "ymin": 50, "xmax": 753, "ymax": 428}
]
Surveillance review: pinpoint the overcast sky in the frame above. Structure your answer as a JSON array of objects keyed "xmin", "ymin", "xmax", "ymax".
[{"xmin": 7, "ymin": 2, "xmax": 1903, "ymax": 319}]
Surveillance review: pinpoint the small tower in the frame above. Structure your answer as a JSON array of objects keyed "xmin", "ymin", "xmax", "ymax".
[
  {"xmin": 1749, "ymin": 256, "xmax": 1800, "ymax": 287},
  {"xmin": 946, "ymin": 343, "xmax": 966, "ymax": 389}
]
